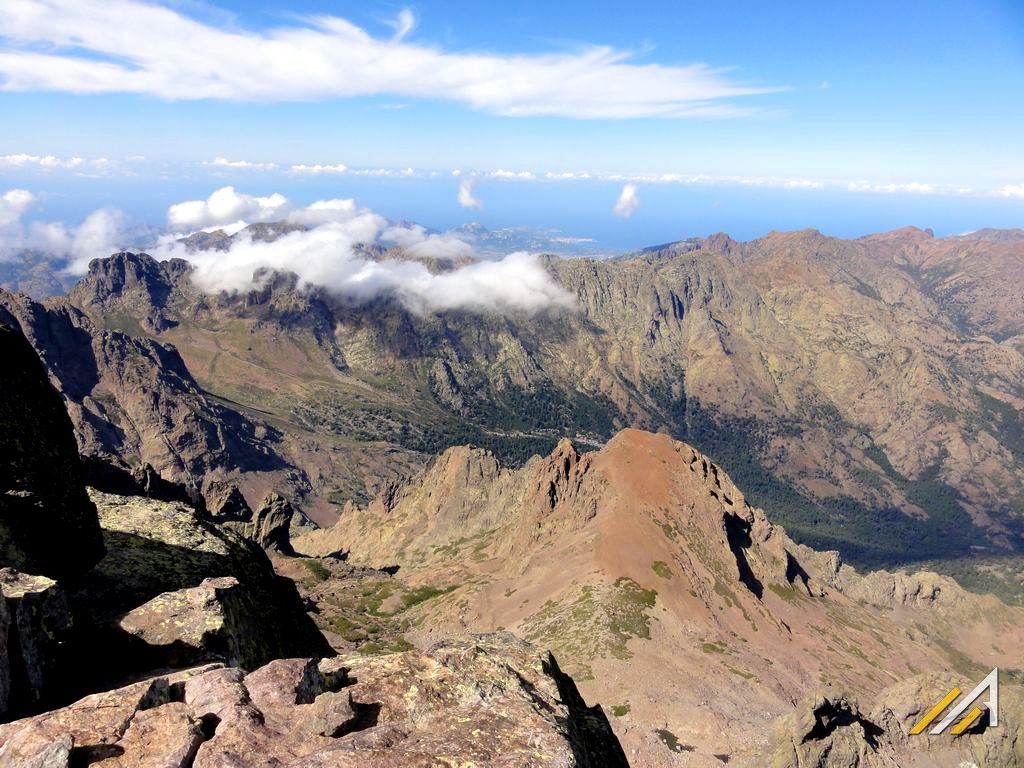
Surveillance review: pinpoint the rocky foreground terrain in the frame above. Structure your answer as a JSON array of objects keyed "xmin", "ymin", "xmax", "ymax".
[
  {"xmin": 0, "ymin": 226, "xmax": 1022, "ymax": 766},
  {"xmin": 0, "ymin": 319, "xmax": 627, "ymax": 765}
]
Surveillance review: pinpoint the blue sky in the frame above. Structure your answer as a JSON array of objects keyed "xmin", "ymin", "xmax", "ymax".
[{"xmin": 1, "ymin": 0, "xmax": 1023, "ymax": 249}]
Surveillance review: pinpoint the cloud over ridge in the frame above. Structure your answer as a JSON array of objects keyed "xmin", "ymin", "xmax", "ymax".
[{"xmin": 156, "ymin": 187, "xmax": 572, "ymax": 315}]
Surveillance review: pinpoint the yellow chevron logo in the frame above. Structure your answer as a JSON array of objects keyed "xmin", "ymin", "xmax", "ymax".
[{"xmin": 910, "ymin": 669, "xmax": 999, "ymax": 736}]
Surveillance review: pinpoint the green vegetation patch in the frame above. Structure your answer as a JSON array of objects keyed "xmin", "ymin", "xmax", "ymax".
[
  {"xmin": 522, "ymin": 578, "xmax": 659, "ymax": 679},
  {"xmin": 610, "ymin": 703, "xmax": 631, "ymax": 717},
  {"xmin": 651, "ymin": 560, "xmax": 673, "ymax": 579},
  {"xmin": 400, "ymin": 584, "xmax": 458, "ymax": 610},
  {"xmin": 608, "ymin": 577, "xmax": 658, "ymax": 646},
  {"xmin": 301, "ymin": 558, "xmax": 331, "ymax": 583}
]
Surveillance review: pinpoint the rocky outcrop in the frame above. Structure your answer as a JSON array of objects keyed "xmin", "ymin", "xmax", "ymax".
[
  {"xmin": 770, "ymin": 693, "xmax": 889, "ymax": 768},
  {"xmin": 64, "ymin": 490, "xmax": 331, "ymax": 700},
  {"xmin": 770, "ymin": 675, "xmax": 1024, "ymax": 768},
  {"xmin": 232, "ymin": 493, "xmax": 295, "ymax": 554},
  {"xmin": 203, "ymin": 481, "xmax": 252, "ymax": 523},
  {"xmin": 0, "ymin": 633, "xmax": 627, "ymax": 767},
  {"xmin": 295, "ymin": 427, "xmax": 1024, "ymax": 766},
  {"xmin": 0, "ymin": 569, "xmax": 73, "ymax": 718},
  {"xmin": 0, "ymin": 322, "xmax": 104, "ymax": 581}
]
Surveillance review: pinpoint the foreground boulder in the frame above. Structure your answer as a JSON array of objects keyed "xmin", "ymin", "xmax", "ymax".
[
  {"xmin": 63, "ymin": 490, "xmax": 331, "ymax": 700},
  {"xmin": 0, "ymin": 633, "xmax": 628, "ymax": 767},
  {"xmin": 0, "ymin": 322, "xmax": 104, "ymax": 581},
  {"xmin": 117, "ymin": 576, "xmax": 269, "ymax": 671}
]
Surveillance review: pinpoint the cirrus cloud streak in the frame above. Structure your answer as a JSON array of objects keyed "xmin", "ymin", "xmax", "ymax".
[{"xmin": 0, "ymin": 1, "xmax": 780, "ymax": 119}]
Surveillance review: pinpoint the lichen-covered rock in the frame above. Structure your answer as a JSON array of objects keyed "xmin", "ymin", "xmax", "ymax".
[
  {"xmin": 0, "ymin": 634, "xmax": 628, "ymax": 767},
  {"xmin": 118, "ymin": 576, "xmax": 274, "ymax": 670},
  {"xmin": 0, "ymin": 568, "xmax": 73, "ymax": 717},
  {"xmin": 0, "ymin": 322, "xmax": 104, "ymax": 581},
  {"xmin": 64, "ymin": 490, "xmax": 331, "ymax": 698},
  {"xmin": 0, "ymin": 665, "xmax": 214, "ymax": 767}
]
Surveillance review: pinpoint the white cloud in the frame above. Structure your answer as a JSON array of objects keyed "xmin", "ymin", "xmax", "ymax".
[
  {"xmin": 0, "ymin": 189, "xmax": 36, "ymax": 228},
  {"xmin": 387, "ymin": 8, "xmax": 416, "ymax": 42},
  {"xmin": 491, "ymin": 169, "xmax": 535, "ymax": 180},
  {"xmin": 783, "ymin": 178, "xmax": 822, "ymax": 189},
  {"xmin": 350, "ymin": 167, "xmax": 416, "ymax": 177},
  {"xmin": 995, "ymin": 184, "xmax": 1024, "ymax": 199},
  {"xmin": 613, "ymin": 183, "xmax": 640, "ymax": 217},
  {"xmin": 847, "ymin": 181, "xmax": 936, "ymax": 195},
  {"xmin": 168, "ymin": 186, "xmax": 290, "ymax": 230},
  {"xmin": 290, "ymin": 163, "xmax": 348, "ymax": 175},
  {"xmin": 208, "ymin": 156, "xmax": 277, "ymax": 171},
  {"xmin": 153, "ymin": 188, "xmax": 571, "ymax": 315},
  {"xmin": 457, "ymin": 177, "xmax": 482, "ymax": 209},
  {"xmin": 0, "ymin": 153, "xmax": 86, "ymax": 169},
  {"xmin": 0, "ymin": 187, "xmax": 124, "ymax": 270},
  {"xmin": 65, "ymin": 208, "xmax": 124, "ymax": 274},
  {"xmin": 545, "ymin": 171, "xmax": 592, "ymax": 180},
  {"xmin": 0, "ymin": 1, "xmax": 780, "ymax": 119},
  {"xmin": 285, "ymin": 198, "xmax": 361, "ymax": 226}
]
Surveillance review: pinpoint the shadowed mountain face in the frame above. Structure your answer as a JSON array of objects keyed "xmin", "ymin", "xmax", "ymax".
[{"xmin": 43, "ymin": 226, "xmax": 1024, "ymax": 574}]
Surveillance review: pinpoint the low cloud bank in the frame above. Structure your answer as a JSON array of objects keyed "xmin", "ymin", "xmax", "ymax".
[
  {"xmin": 153, "ymin": 187, "xmax": 572, "ymax": 315},
  {"xmin": 0, "ymin": 188, "xmax": 123, "ymax": 272}
]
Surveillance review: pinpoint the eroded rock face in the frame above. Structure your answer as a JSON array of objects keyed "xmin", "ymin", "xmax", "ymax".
[
  {"xmin": 228, "ymin": 493, "xmax": 295, "ymax": 554},
  {"xmin": 0, "ymin": 322, "xmax": 104, "ymax": 581},
  {"xmin": 0, "ymin": 290, "xmax": 290, "ymax": 506},
  {"xmin": 0, "ymin": 634, "xmax": 628, "ymax": 768}
]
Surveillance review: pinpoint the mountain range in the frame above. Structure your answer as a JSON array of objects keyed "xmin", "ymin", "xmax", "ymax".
[
  {"xmin": 1, "ymin": 223, "xmax": 1023, "ymax": 765},
  {"xmin": 10, "ymin": 225, "xmax": 1023, "ymax": 572}
]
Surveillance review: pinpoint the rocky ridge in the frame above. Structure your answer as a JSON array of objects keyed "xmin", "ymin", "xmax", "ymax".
[{"xmin": 295, "ymin": 429, "xmax": 1024, "ymax": 766}]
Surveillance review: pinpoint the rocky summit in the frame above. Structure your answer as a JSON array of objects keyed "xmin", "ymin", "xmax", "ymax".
[{"xmin": 294, "ymin": 429, "xmax": 1024, "ymax": 765}]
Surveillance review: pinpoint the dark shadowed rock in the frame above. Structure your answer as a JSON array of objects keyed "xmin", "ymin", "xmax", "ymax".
[
  {"xmin": 0, "ymin": 569, "xmax": 73, "ymax": 718},
  {"xmin": 203, "ymin": 481, "xmax": 252, "ymax": 523},
  {"xmin": 0, "ymin": 322, "xmax": 104, "ymax": 581}
]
